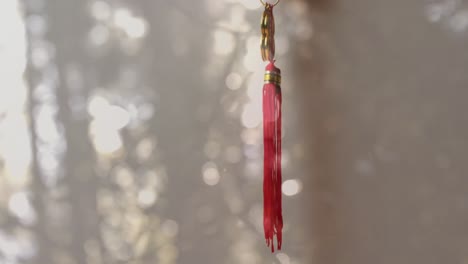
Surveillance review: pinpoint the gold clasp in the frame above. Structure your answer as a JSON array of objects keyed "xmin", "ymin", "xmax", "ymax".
[{"xmin": 261, "ymin": 4, "xmax": 275, "ymax": 61}]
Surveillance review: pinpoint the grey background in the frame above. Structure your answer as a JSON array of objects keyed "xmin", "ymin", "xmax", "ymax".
[{"xmin": 0, "ymin": 0, "xmax": 467, "ymax": 263}]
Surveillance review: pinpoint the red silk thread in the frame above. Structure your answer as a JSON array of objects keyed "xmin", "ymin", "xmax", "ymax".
[{"xmin": 263, "ymin": 61, "xmax": 283, "ymax": 252}]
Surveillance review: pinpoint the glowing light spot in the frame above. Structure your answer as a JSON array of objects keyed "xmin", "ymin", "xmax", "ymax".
[
  {"xmin": 282, "ymin": 179, "xmax": 302, "ymax": 196},
  {"xmin": 89, "ymin": 99, "xmax": 128, "ymax": 155},
  {"xmin": 277, "ymin": 253, "xmax": 291, "ymax": 264},
  {"xmin": 0, "ymin": 231, "xmax": 36, "ymax": 261},
  {"xmin": 114, "ymin": 167, "xmax": 133, "ymax": 188},
  {"xmin": 0, "ymin": 232, "xmax": 21, "ymax": 259},
  {"xmin": 126, "ymin": 18, "xmax": 146, "ymax": 38},
  {"xmin": 90, "ymin": 1, "xmax": 111, "ymax": 21},
  {"xmin": 113, "ymin": 8, "xmax": 147, "ymax": 39},
  {"xmin": 213, "ymin": 29, "xmax": 235, "ymax": 55},
  {"xmin": 109, "ymin": 106, "xmax": 131, "ymax": 129},
  {"xmin": 31, "ymin": 44, "xmax": 53, "ymax": 69},
  {"xmin": 88, "ymin": 96, "xmax": 130, "ymax": 131},
  {"xmin": 137, "ymin": 188, "xmax": 158, "ymax": 208},
  {"xmin": 92, "ymin": 130, "xmax": 122, "ymax": 154},
  {"xmin": 8, "ymin": 192, "xmax": 36, "ymax": 226},
  {"xmin": 225, "ymin": 72, "xmax": 242, "ymax": 90},
  {"xmin": 241, "ymin": 128, "xmax": 261, "ymax": 145},
  {"xmin": 202, "ymin": 162, "xmax": 220, "ymax": 186},
  {"xmin": 89, "ymin": 24, "xmax": 110, "ymax": 46},
  {"xmin": 39, "ymin": 153, "xmax": 58, "ymax": 172},
  {"xmin": 87, "ymin": 96, "xmax": 109, "ymax": 117},
  {"xmin": 161, "ymin": 220, "xmax": 179, "ymax": 237},
  {"xmin": 0, "ymin": 0, "xmax": 30, "ymax": 188},
  {"xmin": 0, "ymin": 0, "xmax": 27, "ymax": 78},
  {"xmin": 35, "ymin": 105, "xmax": 61, "ymax": 143},
  {"xmin": 241, "ymin": 102, "xmax": 261, "ymax": 128},
  {"xmin": 38, "ymin": 145, "xmax": 63, "ymax": 187},
  {"xmin": 137, "ymin": 103, "xmax": 154, "ymax": 121},
  {"xmin": 222, "ymin": 5, "xmax": 250, "ymax": 32},
  {"xmin": 114, "ymin": 8, "xmax": 131, "ymax": 27},
  {"xmin": 136, "ymin": 138, "xmax": 154, "ymax": 162},
  {"xmin": 0, "ymin": 114, "xmax": 32, "ymax": 185},
  {"xmin": 27, "ymin": 15, "xmax": 47, "ymax": 36}
]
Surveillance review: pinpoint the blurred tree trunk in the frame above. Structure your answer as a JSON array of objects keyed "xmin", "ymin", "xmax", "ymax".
[{"xmin": 45, "ymin": 0, "xmax": 103, "ymax": 262}]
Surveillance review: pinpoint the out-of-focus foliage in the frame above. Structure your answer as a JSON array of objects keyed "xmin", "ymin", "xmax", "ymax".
[{"xmin": 0, "ymin": 0, "xmax": 310, "ymax": 263}]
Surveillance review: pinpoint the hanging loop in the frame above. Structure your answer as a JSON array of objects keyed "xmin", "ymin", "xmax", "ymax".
[{"xmin": 260, "ymin": 0, "xmax": 280, "ymax": 7}]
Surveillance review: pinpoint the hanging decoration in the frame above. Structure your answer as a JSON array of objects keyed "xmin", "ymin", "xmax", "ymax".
[{"xmin": 260, "ymin": 0, "xmax": 283, "ymax": 252}]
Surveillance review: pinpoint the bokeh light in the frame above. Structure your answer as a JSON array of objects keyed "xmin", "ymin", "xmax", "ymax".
[
  {"xmin": 282, "ymin": 179, "xmax": 303, "ymax": 197},
  {"xmin": 202, "ymin": 161, "xmax": 221, "ymax": 186},
  {"xmin": 0, "ymin": 0, "xmax": 312, "ymax": 263},
  {"xmin": 213, "ymin": 29, "xmax": 236, "ymax": 55}
]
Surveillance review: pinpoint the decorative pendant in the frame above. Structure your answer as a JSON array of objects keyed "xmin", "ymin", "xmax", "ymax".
[{"xmin": 260, "ymin": 0, "xmax": 283, "ymax": 252}]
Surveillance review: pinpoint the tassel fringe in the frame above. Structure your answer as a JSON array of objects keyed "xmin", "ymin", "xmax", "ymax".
[{"xmin": 263, "ymin": 61, "xmax": 283, "ymax": 252}]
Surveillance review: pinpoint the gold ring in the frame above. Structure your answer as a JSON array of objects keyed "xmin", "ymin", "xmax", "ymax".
[{"xmin": 260, "ymin": 0, "xmax": 280, "ymax": 7}]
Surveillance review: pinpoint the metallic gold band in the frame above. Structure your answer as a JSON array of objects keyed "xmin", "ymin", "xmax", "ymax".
[
  {"xmin": 264, "ymin": 72, "xmax": 281, "ymax": 85},
  {"xmin": 261, "ymin": 40, "xmax": 275, "ymax": 61},
  {"xmin": 264, "ymin": 79, "xmax": 281, "ymax": 85}
]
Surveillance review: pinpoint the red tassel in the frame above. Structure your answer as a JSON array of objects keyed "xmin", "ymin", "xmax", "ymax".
[{"xmin": 263, "ymin": 61, "xmax": 283, "ymax": 252}]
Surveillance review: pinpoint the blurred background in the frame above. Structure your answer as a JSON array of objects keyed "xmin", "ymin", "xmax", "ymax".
[{"xmin": 2, "ymin": 0, "xmax": 468, "ymax": 263}]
